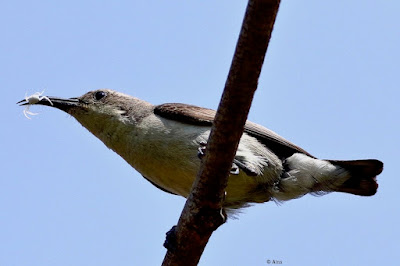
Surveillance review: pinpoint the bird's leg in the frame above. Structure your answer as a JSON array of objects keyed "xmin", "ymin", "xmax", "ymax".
[
  {"xmin": 197, "ymin": 141, "xmax": 207, "ymax": 159},
  {"xmin": 232, "ymin": 159, "xmax": 259, "ymax": 176},
  {"xmin": 198, "ymin": 141, "xmax": 238, "ymax": 174}
]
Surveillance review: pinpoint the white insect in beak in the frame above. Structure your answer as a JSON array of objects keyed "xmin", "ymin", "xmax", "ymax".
[{"xmin": 22, "ymin": 90, "xmax": 53, "ymax": 119}]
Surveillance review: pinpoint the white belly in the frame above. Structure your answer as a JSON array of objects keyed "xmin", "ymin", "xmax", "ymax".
[{"xmin": 106, "ymin": 115, "xmax": 283, "ymax": 207}]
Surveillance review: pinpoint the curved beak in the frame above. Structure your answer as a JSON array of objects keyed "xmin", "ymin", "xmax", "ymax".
[{"xmin": 17, "ymin": 96, "xmax": 81, "ymax": 112}]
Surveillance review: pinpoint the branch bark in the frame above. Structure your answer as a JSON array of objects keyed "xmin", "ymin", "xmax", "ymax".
[{"xmin": 162, "ymin": 1, "xmax": 280, "ymax": 265}]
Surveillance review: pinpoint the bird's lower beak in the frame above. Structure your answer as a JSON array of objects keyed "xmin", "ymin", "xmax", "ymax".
[{"xmin": 17, "ymin": 96, "xmax": 81, "ymax": 112}]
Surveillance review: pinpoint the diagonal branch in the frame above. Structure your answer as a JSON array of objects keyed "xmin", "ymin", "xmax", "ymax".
[{"xmin": 162, "ymin": 1, "xmax": 281, "ymax": 265}]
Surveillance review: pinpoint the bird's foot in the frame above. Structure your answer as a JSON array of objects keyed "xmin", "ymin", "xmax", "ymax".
[
  {"xmin": 197, "ymin": 141, "xmax": 207, "ymax": 159},
  {"xmin": 197, "ymin": 141, "xmax": 242, "ymax": 175}
]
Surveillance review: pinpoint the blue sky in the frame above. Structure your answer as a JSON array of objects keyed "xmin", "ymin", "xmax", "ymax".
[{"xmin": 1, "ymin": 1, "xmax": 399, "ymax": 265}]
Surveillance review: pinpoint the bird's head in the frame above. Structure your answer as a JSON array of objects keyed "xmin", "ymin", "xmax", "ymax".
[{"xmin": 17, "ymin": 89, "xmax": 154, "ymax": 142}]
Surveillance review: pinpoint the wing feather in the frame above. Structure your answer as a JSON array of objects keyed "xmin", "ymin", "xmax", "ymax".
[{"xmin": 154, "ymin": 103, "xmax": 314, "ymax": 159}]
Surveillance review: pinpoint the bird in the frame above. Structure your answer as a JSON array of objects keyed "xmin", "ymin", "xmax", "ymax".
[{"xmin": 18, "ymin": 89, "xmax": 383, "ymax": 213}]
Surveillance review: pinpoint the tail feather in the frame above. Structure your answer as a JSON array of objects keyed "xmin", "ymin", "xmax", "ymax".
[{"xmin": 327, "ymin": 159, "xmax": 383, "ymax": 196}]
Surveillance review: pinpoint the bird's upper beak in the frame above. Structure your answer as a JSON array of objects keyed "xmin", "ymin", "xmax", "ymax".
[{"xmin": 17, "ymin": 96, "xmax": 81, "ymax": 112}]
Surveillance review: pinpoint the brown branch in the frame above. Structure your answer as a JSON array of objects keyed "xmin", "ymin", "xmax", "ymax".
[{"xmin": 162, "ymin": 1, "xmax": 280, "ymax": 265}]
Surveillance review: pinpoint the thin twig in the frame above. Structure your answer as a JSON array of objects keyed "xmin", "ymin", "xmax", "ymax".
[{"xmin": 162, "ymin": 1, "xmax": 281, "ymax": 265}]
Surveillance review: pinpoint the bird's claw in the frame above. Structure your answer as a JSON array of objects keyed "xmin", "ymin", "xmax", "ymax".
[
  {"xmin": 230, "ymin": 163, "xmax": 240, "ymax": 175},
  {"xmin": 196, "ymin": 141, "xmax": 256, "ymax": 176},
  {"xmin": 197, "ymin": 141, "xmax": 207, "ymax": 159}
]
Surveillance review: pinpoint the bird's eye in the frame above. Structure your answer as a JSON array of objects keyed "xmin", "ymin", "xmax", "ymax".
[{"xmin": 94, "ymin": 91, "xmax": 107, "ymax": 101}]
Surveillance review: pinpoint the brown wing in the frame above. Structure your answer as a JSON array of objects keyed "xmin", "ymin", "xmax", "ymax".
[
  {"xmin": 154, "ymin": 103, "xmax": 314, "ymax": 159},
  {"xmin": 154, "ymin": 103, "xmax": 215, "ymax": 126},
  {"xmin": 243, "ymin": 120, "xmax": 314, "ymax": 158}
]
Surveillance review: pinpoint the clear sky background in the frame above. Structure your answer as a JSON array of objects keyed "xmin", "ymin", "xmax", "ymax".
[{"xmin": 1, "ymin": 1, "xmax": 399, "ymax": 265}]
